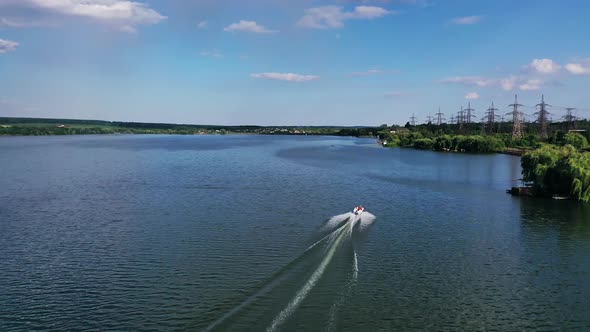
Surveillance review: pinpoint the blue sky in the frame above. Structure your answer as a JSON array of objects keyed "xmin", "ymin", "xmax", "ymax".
[{"xmin": 1, "ymin": 0, "xmax": 590, "ymax": 126}]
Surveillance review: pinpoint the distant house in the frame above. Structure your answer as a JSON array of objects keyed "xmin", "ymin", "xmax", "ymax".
[{"xmin": 390, "ymin": 127, "xmax": 409, "ymax": 134}]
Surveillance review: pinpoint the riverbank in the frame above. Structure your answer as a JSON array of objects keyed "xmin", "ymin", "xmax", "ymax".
[
  {"xmin": 0, "ymin": 117, "xmax": 380, "ymax": 137},
  {"xmin": 379, "ymin": 129, "xmax": 590, "ymax": 202},
  {"xmin": 381, "ymin": 133, "xmax": 515, "ymax": 154},
  {"xmin": 498, "ymin": 147, "xmax": 531, "ymax": 156}
]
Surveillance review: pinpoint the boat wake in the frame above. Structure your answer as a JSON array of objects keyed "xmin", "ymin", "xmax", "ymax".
[{"xmin": 202, "ymin": 211, "xmax": 375, "ymax": 331}]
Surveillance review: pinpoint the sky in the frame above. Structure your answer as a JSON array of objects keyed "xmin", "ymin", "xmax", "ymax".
[{"xmin": 1, "ymin": 0, "xmax": 590, "ymax": 126}]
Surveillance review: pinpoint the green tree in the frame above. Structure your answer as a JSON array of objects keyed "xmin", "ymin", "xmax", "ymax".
[{"xmin": 564, "ymin": 132, "xmax": 589, "ymax": 149}]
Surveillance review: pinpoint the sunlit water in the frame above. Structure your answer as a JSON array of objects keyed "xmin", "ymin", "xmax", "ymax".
[{"xmin": 1, "ymin": 135, "xmax": 589, "ymax": 331}]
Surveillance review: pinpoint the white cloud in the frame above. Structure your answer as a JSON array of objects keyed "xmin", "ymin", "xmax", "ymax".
[
  {"xmin": 519, "ymin": 79, "xmax": 543, "ymax": 91},
  {"xmin": 440, "ymin": 57, "xmax": 576, "ymax": 92},
  {"xmin": 0, "ymin": 17, "xmax": 55, "ymax": 28},
  {"xmin": 438, "ymin": 76, "xmax": 498, "ymax": 87},
  {"xmin": 0, "ymin": 38, "xmax": 18, "ymax": 54},
  {"xmin": 529, "ymin": 58, "xmax": 561, "ymax": 74},
  {"xmin": 338, "ymin": 0, "xmax": 427, "ymax": 5},
  {"xmin": 565, "ymin": 63, "xmax": 590, "ymax": 75},
  {"xmin": 464, "ymin": 92, "xmax": 479, "ymax": 100},
  {"xmin": 500, "ymin": 76, "xmax": 519, "ymax": 91},
  {"xmin": 197, "ymin": 20, "xmax": 208, "ymax": 29},
  {"xmin": 351, "ymin": 68, "xmax": 383, "ymax": 76},
  {"xmin": 200, "ymin": 50, "xmax": 223, "ymax": 58},
  {"xmin": 251, "ymin": 72, "xmax": 319, "ymax": 82},
  {"xmin": 440, "ymin": 75, "xmax": 542, "ymax": 91},
  {"xmin": 354, "ymin": 6, "xmax": 392, "ymax": 18},
  {"xmin": 450, "ymin": 15, "xmax": 483, "ymax": 25},
  {"xmin": 297, "ymin": 6, "xmax": 393, "ymax": 29},
  {"xmin": 224, "ymin": 20, "xmax": 277, "ymax": 33},
  {"xmin": 3, "ymin": 0, "xmax": 166, "ymax": 31}
]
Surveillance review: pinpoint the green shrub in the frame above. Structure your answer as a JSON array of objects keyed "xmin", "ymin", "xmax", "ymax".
[
  {"xmin": 563, "ymin": 132, "xmax": 589, "ymax": 149},
  {"xmin": 522, "ymin": 145, "xmax": 590, "ymax": 202},
  {"xmin": 433, "ymin": 135, "xmax": 453, "ymax": 151},
  {"xmin": 413, "ymin": 138, "xmax": 434, "ymax": 150}
]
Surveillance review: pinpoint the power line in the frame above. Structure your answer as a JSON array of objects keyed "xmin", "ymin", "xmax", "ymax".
[
  {"xmin": 507, "ymin": 94, "xmax": 524, "ymax": 139},
  {"xmin": 563, "ymin": 107, "xmax": 577, "ymax": 130},
  {"xmin": 485, "ymin": 101, "xmax": 500, "ymax": 134},
  {"xmin": 480, "ymin": 115, "xmax": 486, "ymax": 135},
  {"xmin": 464, "ymin": 101, "xmax": 476, "ymax": 124},
  {"xmin": 435, "ymin": 107, "xmax": 445, "ymax": 126},
  {"xmin": 534, "ymin": 94, "xmax": 551, "ymax": 139},
  {"xmin": 457, "ymin": 106, "xmax": 465, "ymax": 129}
]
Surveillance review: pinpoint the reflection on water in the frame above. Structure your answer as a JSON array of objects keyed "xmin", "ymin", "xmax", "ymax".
[
  {"xmin": 517, "ymin": 199, "xmax": 590, "ymax": 330},
  {"xmin": 520, "ymin": 198, "xmax": 590, "ymax": 236}
]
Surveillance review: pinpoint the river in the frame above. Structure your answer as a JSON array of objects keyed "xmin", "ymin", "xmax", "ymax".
[{"xmin": 1, "ymin": 135, "xmax": 589, "ymax": 331}]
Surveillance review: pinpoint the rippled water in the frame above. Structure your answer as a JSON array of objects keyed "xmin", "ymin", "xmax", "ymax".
[{"xmin": 1, "ymin": 135, "xmax": 589, "ymax": 331}]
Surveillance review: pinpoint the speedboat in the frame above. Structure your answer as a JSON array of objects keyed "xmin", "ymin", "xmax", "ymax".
[{"xmin": 353, "ymin": 206, "xmax": 365, "ymax": 215}]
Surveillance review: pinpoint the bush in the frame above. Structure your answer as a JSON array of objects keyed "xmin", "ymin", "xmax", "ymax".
[
  {"xmin": 563, "ymin": 132, "xmax": 589, "ymax": 149},
  {"xmin": 413, "ymin": 138, "xmax": 434, "ymax": 150},
  {"xmin": 522, "ymin": 144, "xmax": 590, "ymax": 202},
  {"xmin": 433, "ymin": 135, "xmax": 453, "ymax": 151}
]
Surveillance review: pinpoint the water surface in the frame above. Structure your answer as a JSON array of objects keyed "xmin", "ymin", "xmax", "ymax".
[{"xmin": 1, "ymin": 135, "xmax": 589, "ymax": 331}]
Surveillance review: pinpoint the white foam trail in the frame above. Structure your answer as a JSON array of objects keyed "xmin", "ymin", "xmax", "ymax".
[
  {"xmin": 349, "ymin": 215, "xmax": 356, "ymax": 233},
  {"xmin": 269, "ymin": 211, "xmax": 373, "ymax": 331},
  {"xmin": 205, "ymin": 217, "xmax": 350, "ymax": 332},
  {"xmin": 207, "ymin": 211, "xmax": 374, "ymax": 332},
  {"xmin": 323, "ymin": 212, "xmax": 354, "ymax": 232},
  {"xmin": 353, "ymin": 250, "xmax": 358, "ymax": 280},
  {"xmin": 358, "ymin": 212, "xmax": 376, "ymax": 231},
  {"xmin": 305, "ymin": 220, "xmax": 349, "ymax": 253},
  {"xmin": 327, "ymin": 248, "xmax": 359, "ymax": 332},
  {"xmin": 266, "ymin": 223, "xmax": 349, "ymax": 332}
]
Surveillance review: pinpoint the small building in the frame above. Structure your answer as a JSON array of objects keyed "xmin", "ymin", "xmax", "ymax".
[{"xmin": 390, "ymin": 127, "xmax": 409, "ymax": 134}]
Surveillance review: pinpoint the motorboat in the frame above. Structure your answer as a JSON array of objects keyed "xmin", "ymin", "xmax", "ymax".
[{"xmin": 353, "ymin": 206, "xmax": 365, "ymax": 215}]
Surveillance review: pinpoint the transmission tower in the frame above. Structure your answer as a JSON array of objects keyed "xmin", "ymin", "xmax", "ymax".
[
  {"xmin": 534, "ymin": 95, "xmax": 551, "ymax": 139},
  {"xmin": 426, "ymin": 114, "xmax": 434, "ymax": 124},
  {"xmin": 464, "ymin": 102, "xmax": 476, "ymax": 124},
  {"xmin": 450, "ymin": 115, "xmax": 456, "ymax": 124},
  {"xmin": 435, "ymin": 107, "xmax": 445, "ymax": 125},
  {"xmin": 410, "ymin": 113, "xmax": 417, "ymax": 126},
  {"xmin": 458, "ymin": 106, "xmax": 465, "ymax": 129},
  {"xmin": 485, "ymin": 101, "xmax": 500, "ymax": 135},
  {"xmin": 507, "ymin": 94, "xmax": 524, "ymax": 139},
  {"xmin": 480, "ymin": 115, "xmax": 486, "ymax": 135},
  {"xmin": 563, "ymin": 107, "xmax": 577, "ymax": 130}
]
